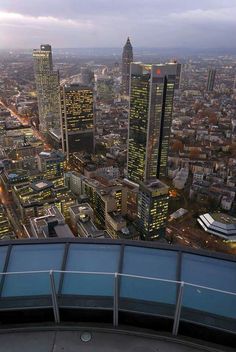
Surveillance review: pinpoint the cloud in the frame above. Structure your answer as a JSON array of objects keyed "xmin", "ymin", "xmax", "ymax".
[
  {"xmin": 0, "ymin": 11, "xmax": 95, "ymax": 48},
  {"xmin": 168, "ymin": 7, "xmax": 236, "ymax": 23},
  {"xmin": 0, "ymin": 1, "xmax": 236, "ymax": 48},
  {"xmin": 0, "ymin": 11, "xmax": 93, "ymax": 29}
]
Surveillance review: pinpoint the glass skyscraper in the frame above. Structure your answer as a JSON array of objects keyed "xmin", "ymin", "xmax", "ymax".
[
  {"xmin": 122, "ymin": 37, "xmax": 133, "ymax": 95},
  {"xmin": 127, "ymin": 62, "xmax": 177, "ymax": 183},
  {"xmin": 33, "ymin": 45, "xmax": 61, "ymax": 134},
  {"xmin": 60, "ymin": 84, "xmax": 94, "ymax": 160},
  {"xmin": 207, "ymin": 68, "xmax": 216, "ymax": 92}
]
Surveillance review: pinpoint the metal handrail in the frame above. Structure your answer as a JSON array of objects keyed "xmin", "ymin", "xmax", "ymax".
[
  {"xmin": 53, "ymin": 270, "xmax": 114, "ymax": 275},
  {"xmin": 118, "ymin": 272, "xmax": 181, "ymax": 284},
  {"xmin": 183, "ymin": 281, "xmax": 236, "ymax": 297},
  {"xmin": 1, "ymin": 270, "xmax": 236, "ymax": 297}
]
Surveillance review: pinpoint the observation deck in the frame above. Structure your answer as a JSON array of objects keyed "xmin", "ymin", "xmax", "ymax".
[{"xmin": 0, "ymin": 238, "xmax": 235, "ymax": 351}]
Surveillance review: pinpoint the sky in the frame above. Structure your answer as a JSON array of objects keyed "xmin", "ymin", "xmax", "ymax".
[{"xmin": 0, "ymin": 0, "xmax": 236, "ymax": 49}]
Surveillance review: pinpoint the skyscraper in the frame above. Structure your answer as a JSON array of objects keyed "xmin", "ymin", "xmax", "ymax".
[
  {"xmin": 137, "ymin": 179, "xmax": 169, "ymax": 239},
  {"xmin": 206, "ymin": 68, "xmax": 216, "ymax": 92},
  {"xmin": 122, "ymin": 37, "xmax": 133, "ymax": 95},
  {"xmin": 60, "ymin": 84, "xmax": 94, "ymax": 160},
  {"xmin": 80, "ymin": 67, "xmax": 94, "ymax": 87},
  {"xmin": 127, "ymin": 62, "xmax": 177, "ymax": 183},
  {"xmin": 33, "ymin": 45, "xmax": 60, "ymax": 134},
  {"xmin": 174, "ymin": 63, "xmax": 182, "ymax": 89}
]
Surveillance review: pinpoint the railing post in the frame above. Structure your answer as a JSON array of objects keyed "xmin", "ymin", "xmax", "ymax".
[
  {"xmin": 172, "ymin": 281, "xmax": 184, "ymax": 336},
  {"xmin": 49, "ymin": 270, "xmax": 60, "ymax": 324},
  {"xmin": 113, "ymin": 272, "xmax": 119, "ymax": 327}
]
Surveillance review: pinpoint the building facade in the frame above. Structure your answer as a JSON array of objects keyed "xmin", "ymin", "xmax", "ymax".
[
  {"xmin": 207, "ymin": 69, "xmax": 216, "ymax": 92},
  {"xmin": 37, "ymin": 151, "xmax": 65, "ymax": 179},
  {"xmin": 137, "ymin": 179, "xmax": 169, "ymax": 240},
  {"xmin": 122, "ymin": 37, "xmax": 133, "ymax": 95},
  {"xmin": 60, "ymin": 84, "xmax": 94, "ymax": 159},
  {"xmin": 33, "ymin": 45, "xmax": 61, "ymax": 133},
  {"xmin": 127, "ymin": 62, "xmax": 178, "ymax": 183}
]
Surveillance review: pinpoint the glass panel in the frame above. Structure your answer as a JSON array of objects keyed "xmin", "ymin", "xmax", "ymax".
[
  {"xmin": 7, "ymin": 244, "xmax": 65, "ymax": 271},
  {"xmin": 58, "ymin": 272, "xmax": 114, "ymax": 309},
  {"xmin": 120, "ymin": 275, "xmax": 177, "ymax": 317},
  {"xmin": 1, "ymin": 272, "xmax": 52, "ymax": 309},
  {"xmin": 122, "ymin": 246, "xmax": 178, "ymax": 280},
  {"xmin": 181, "ymin": 283, "xmax": 236, "ymax": 332},
  {"xmin": 0, "ymin": 246, "xmax": 8, "ymax": 272},
  {"xmin": 182, "ymin": 253, "xmax": 236, "ymax": 293},
  {"xmin": 65, "ymin": 244, "xmax": 120, "ymax": 272},
  {"xmin": 2, "ymin": 272, "xmax": 51, "ymax": 297}
]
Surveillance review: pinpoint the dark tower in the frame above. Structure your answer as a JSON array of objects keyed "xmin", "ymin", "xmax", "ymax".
[
  {"xmin": 207, "ymin": 69, "xmax": 216, "ymax": 92},
  {"xmin": 60, "ymin": 84, "xmax": 94, "ymax": 160},
  {"xmin": 122, "ymin": 37, "xmax": 133, "ymax": 96}
]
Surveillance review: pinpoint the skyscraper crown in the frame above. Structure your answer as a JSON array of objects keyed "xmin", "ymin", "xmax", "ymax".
[{"xmin": 124, "ymin": 37, "xmax": 132, "ymax": 50}]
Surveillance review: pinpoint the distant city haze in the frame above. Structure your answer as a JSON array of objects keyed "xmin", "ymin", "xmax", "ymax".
[{"xmin": 0, "ymin": 0, "xmax": 236, "ymax": 49}]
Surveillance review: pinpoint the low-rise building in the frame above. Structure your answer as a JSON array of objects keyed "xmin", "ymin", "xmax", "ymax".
[
  {"xmin": 198, "ymin": 212, "xmax": 236, "ymax": 242},
  {"xmin": 29, "ymin": 205, "xmax": 74, "ymax": 238}
]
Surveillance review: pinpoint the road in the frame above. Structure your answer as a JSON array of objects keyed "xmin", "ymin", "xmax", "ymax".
[
  {"xmin": 166, "ymin": 222, "xmax": 234, "ymax": 254},
  {"xmin": 5, "ymin": 204, "xmax": 26, "ymax": 238},
  {"xmin": 0, "ymin": 100, "xmax": 51, "ymax": 151},
  {"xmin": 0, "ymin": 100, "xmax": 52, "ymax": 237},
  {"xmin": 0, "ymin": 100, "xmax": 29, "ymax": 126},
  {"xmin": 0, "ymin": 180, "xmax": 25, "ymax": 238}
]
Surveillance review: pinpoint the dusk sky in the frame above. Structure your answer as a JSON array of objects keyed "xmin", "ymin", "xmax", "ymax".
[{"xmin": 0, "ymin": 0, "xmax": 235, "ymax": 49}]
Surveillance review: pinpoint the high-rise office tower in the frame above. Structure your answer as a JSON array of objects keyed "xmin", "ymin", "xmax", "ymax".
[
  {"xmin": 174, "ymin": 63, "xmax": 182, "ymax": 89},
  {"xmin": 233, "ymin": 75, "xmax": 236, "ymax": 90},
  {"xmin": 127, "ymin": 62, "xmax": 177, "ymax": 183},
  {"xmin": 80, "ymin": 67, "xmax": 94, "ymax": 87},
  {"xmin": 60, "ymin": 84, "xmax": 94, "ymax": 160},
  {"xmin": 206, "ymin": 69, "xmax": 216, "ymax": 92},
  {"xmin": 33, "ymin": 45, "xmax": 60, "ymax": 134},
  {"xmin": 137, "ymin": 179, "xmax": 169, "ymax": 240},
  {"xmin": 122, "ymin": 37, "xmax": 133, "ymax": 95}
]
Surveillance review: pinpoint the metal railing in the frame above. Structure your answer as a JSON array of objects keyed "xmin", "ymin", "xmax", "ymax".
[{"xmin": 0, "ymin": 270, "xmax": 236, "ymax": 336}]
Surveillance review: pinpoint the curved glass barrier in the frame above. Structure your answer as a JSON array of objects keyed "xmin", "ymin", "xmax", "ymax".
[
  {"xmin": 0, "ymin": 270, "xmax": 235, "ymax": 334},
  {"xmin": 0, "ymin": 241, "xmax": 235, "ymax": 336},
  {"xmin": 120, "ymin": 274, "xmax": 177, "ymax": 317},
  {"xmin": 180, "ymin": 283, "xmax": 236, "ymax": 333},
  {"xmin": 57, "ymin": 271, "xmax": 114, "ymax": 310},
  {"xmin": 0, "ymin": 271, "xmax": 52, "ymax": 309}
]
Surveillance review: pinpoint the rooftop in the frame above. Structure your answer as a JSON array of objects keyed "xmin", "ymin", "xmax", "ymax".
[
  {"xmin": 140, "ymin": 179, "xmax": 169, "ymax": 196},
  {"xmin": 30, "ymin": 180, "xmax": 54, "ymax": 192},
  {"xmin": 198, "ymin": 213, "xmax": 236, "ymax": 241},
  {"xmin": 211, "ymin": 212, "xmax": 236, "ymax": 225}
]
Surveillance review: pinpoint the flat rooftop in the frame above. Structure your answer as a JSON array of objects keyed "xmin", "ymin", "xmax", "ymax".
[
  {"xmin": 108, "ymin": 211, "xmax": 126, "ymax": 223},
  {"xmin": 139, "ymin": 178, "xmax": 169, "ymax": 195},
  {"xmin": 211, "ymin": 213, "xmax": 236, "ymax": 225},
  {"xmin": 30, "ymin": 180, "xmax": 54, "ymax": 192},
  {"xmin": 70, "ymin": 203, "xmax": 92, "ymax": 215}
]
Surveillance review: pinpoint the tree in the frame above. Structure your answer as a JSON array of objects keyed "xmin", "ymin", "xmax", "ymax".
[
  {"xmin": 190, "ymin": 148, "xmax": 200, "ymax": 159},
  {"xmin": 208, "ymin": 111, "xmax": 217, "ymax": 125},
  {"xmin": 172, "ymin": 140, "xmax": 184, "ymax": 153}
]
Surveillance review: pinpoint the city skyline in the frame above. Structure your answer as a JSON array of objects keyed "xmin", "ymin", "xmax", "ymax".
[
  {"xmin": 0, "ymin": 2, "xmax": 236, "ymax": 349},
  {"xmin": 0, "ymin": 1, "xmax": 236, "ymax": 49}
]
